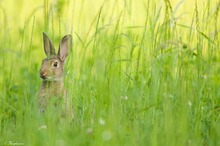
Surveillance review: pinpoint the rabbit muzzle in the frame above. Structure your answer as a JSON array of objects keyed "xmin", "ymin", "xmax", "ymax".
[{"xmin": 40, "ymin": 70, "xmax": 48, "ymax": 80}]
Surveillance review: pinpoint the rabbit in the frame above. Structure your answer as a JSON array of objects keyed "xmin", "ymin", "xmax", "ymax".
[{"xmin": 38, "ymin": 32, "xmax": 74, "ymax": 121}]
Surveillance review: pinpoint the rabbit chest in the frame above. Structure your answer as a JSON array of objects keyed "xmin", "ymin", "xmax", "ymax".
[
  {"xmin": 39, "ymin": 80, "xmax": 66, "ymax": 112},
  {"xmin": 40, "ymin": 81, "xmax": 65, "ymax": 98}
]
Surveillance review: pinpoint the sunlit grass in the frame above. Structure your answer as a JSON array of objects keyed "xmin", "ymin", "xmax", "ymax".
[{"xmin": 1, "ymin": 0, "xmax": 220, "ymax": 146}]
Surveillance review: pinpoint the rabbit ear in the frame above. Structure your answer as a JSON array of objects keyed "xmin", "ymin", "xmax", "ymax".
[
  {"xmin": 58, "ymin": 35, "xmax": 72, "ymax": 62},
  {"xmin": 43, "ymin": 32, "xmax": 56, "ymax": 57}
]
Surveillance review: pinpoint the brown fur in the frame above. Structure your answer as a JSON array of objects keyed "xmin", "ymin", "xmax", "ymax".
[{"xmin": 38, "ymin": 33, "xmax": 73, "ymax": 121}]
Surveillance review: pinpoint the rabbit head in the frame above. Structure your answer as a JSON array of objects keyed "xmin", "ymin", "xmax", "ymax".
[{"xmin": 40, "ymin": 33, "xmax": 72, "ymax": 81}]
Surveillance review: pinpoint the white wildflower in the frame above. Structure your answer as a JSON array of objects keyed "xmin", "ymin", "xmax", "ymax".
[
  {"xmin": 121, "ymin": 96, "xmax": 128, "ymax": 100},
  {"xmin": 98, "ymin": 118, "xmax": 105, "ymax": 126},
  {"xmin": 188, "ymin": 101, "xmax": 192, "ymax": 107},
  {"xmin": 201, "ymin": 74, "xmax": 207, "ymax": 79},
  {"xmin": 102, "ymin": 130, "xmax": 112, "ymax": 141},
  {"xmin": 86, "ymin": 128, "xmax": 93, "ymax": 134},
  {"xmin": 38, "ymin": 124, "xmax": 47, "ymax": 130}
]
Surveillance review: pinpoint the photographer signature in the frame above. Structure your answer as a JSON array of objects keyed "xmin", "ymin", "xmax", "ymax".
[{"xmin": 1, "ymin": 141, "xmax": 24, "ymax": 146}]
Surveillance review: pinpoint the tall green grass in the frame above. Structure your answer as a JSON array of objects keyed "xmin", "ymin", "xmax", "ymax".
[{"xmin": 1, "ymin": 0, "xmax": 220, "ymax": 145}]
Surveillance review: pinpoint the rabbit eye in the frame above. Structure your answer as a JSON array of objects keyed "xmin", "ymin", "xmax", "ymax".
[{"xmin": 53, "ymin": 61, "xmax": 58, "ymax": 67}]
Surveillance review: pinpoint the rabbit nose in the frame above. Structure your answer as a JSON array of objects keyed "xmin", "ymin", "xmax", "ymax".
[{"xmin": 40, "ymin": 71, "xmax": 47, "ymax": 78}]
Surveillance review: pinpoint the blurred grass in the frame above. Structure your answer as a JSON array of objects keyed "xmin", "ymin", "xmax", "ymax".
[{"xmin": 1, "ymin": 0, "xmax": 220, "ymax": 146}]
